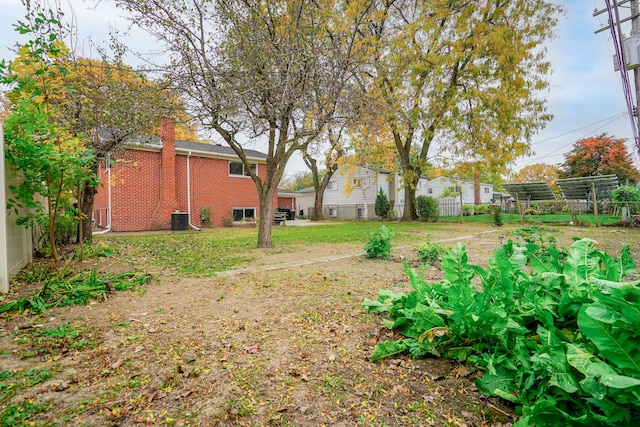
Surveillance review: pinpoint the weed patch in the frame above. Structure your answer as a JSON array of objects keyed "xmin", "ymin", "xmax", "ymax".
[{"xmin": 365, "ymin": 229, "xmax": 640, "ymax": 426}]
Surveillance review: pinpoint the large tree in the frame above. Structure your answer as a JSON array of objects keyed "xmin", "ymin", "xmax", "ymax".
[
  {"xmin": 355, "ymin": 0, "xmax": 560, "ymax": 220},
  {"xmin": 117, "ymin": 0, "xmax": 361, "ymax": 247},
  {"xmin": 560, "ymin": 134, "xmax": 640, "ymax": 184},
  {"xmin": 58, "ymin": 56, "xmax": 186, "ymax": 241},
  {"xmin": 1, "ymin": 10, "xmax": 96, "ymax": 266}
]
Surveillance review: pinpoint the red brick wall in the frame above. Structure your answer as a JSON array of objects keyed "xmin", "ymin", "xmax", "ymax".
[
  {"xmin": 94, "ymin": 119, "xmax": 276, "ymax": 232},
  {"xmin": 277, "ymin": 197, "xmax": 296, "ymax": 211},
  {"xmin": 176, "ymin": 155, "xmax": 269, "ymax": 228},
  {"xmin": 95, "ymin": 149, "xmax": 274, "ymax": 231},
  {"xmin": 109, "ymin": 149, "xmax": 163, "ymax": 231}
]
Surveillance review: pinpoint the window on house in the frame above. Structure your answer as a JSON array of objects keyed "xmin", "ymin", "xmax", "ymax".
[
  {"xmin": 327, "ymin": 180, "xmax": 336, "ymax": 190},
  {"xmin": 428, "ymin": 188, "xmax": 433, "ymax": 194},
  {"xmin": 484, "ymin": 187, "xmax": 490, "ymax": 193},
  {"xmin": 229, "ymin": 161, "xmax": 257, "ymax": 177},
  {"xmin": 353, "ymin": 178, "xmax": 360, "ymax": 188},
  {"xmin": 356, "ymin": 206, "xmax": 365, "ymax": 218},
  {"xmin": 232, "ymin": 208, "xmax": 256, "ymax": 223},
  {"xmin": 328, "ymin": 206, "xmax": 337, "ymax": 217}
]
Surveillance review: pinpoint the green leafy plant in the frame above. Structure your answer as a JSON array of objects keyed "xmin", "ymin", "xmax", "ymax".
[
  {"xmin": 374, "ymin": 188, "xmax": 392, "ymax": 219},
  {"xmin": 0, "ymin": 270, "xmax": 150, "ymax": 314},
  {"xmin": 364, "ymin": 236, "xmax": 640, "ymax": 426},
  {"xmin": 415, "ymin": 196, "xmax": 438, "ymax": 222},
  {"xmin": 414, "ymin": 242, "xmax": 444, "ymax": 265},
  {"xmin": 364, "ymin": 226, "xmax": 394, "ymax": 259},
  {"xmin": 492, "ymin": 205, "xmax": 503, "ymax": 226},
  {"xmin": 200, "ymin": 207, "xmax": 212, "ymax": 226},
  {"xmin": 613, "ymin": 185, "xmax": 640, "ymax": 215}
]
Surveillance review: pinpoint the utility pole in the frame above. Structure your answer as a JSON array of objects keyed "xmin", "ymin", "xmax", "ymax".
[
  {"xmin": 632, "ymin": 0, "xmax": 640, "ymax": 116},
  {"xmin": 595, "ymin": 0, "xmax": 640, "ymax": 159}
]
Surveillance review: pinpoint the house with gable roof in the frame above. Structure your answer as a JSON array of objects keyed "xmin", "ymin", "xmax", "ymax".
[{"xmin": 93, "ymin": 119, "xmax": 274, "ymax": 231}]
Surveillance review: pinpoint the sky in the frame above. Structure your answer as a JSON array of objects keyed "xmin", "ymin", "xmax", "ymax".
[{"xmin": 0, "ymin": 0, "xmax": 638, "ymax": 177}]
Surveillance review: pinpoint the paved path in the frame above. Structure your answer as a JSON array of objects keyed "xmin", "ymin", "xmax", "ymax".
[{"xmin": 215, "ymin": 228, "xmax": 507, "ymax": 278}]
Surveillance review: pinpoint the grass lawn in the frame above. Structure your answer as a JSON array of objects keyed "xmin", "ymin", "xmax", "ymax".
[
  {"xmin": 100, "ymin": 221, "xmax": 471, "ymax": 277},
  {"xmin": 439, "ymin": 212, "xmax": 620, "ymax": 226},
  {"xmin": 2, "ymin": 221, "xmax": 639, "ymax": 426}
]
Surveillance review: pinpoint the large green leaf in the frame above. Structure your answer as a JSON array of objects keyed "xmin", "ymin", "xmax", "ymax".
[
  {"xmin": 441, "ymin": 243, "xmax": 475, "ymax": 287},
  {"xmin": 577, "ymin": 307, "xmax": 640, "ymax": 376},
  {"xmin": 519, "ymin": 399, "xmax": 589, "ymax": 427},
  {"xmin": 566, "ymin": 344, "xmax": 640, "ymax": 389},
  {"xmin": 563, "ymin": 239, "xmax": 600, "ymax": 287},
  {"xmin": 370, "ymin": 339, "xmax": 411, "ymax": 362}
]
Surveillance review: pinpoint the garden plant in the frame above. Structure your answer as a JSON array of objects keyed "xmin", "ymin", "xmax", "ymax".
[{"xmin": 365, "ymin": 228, "xmax": 640, "ymax": 426}]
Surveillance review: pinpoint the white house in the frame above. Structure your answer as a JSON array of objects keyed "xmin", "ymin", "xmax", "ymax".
[
  {"xmin": 427, "ymin": 176, "xmax": 494, "ymax": 205},
  {"xmin": 298, "ymin": 165, "xmax": 429, "ymax": 219}
]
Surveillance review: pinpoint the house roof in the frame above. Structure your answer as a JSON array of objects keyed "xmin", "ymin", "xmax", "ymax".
[
  {"xmin": 175, "ymin": 140, "xmax": 267, "ymax": 161},
  {"xmin": 123, "ymin": 135, "xmax": 268, "ymax": 162},
  {"xmin": 296, "ymin": 187, "xmax": 316, "ymax": 194}
]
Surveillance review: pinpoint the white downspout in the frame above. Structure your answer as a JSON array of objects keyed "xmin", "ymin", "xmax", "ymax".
[
  {"xmin": 187, "ymin": 151, "xmax": 201, "ymax": 231},
  {"xmin": 93, "ymin": 154, "xmax": 112, "ymax": 235}
]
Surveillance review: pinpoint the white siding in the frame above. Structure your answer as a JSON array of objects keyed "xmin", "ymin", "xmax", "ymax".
[
  {"xmin": 1, "ymin": 125, "xmax": 32, "ymax": 293},
  {"xmin": 427, "ymin": 176, "xmax": 494, "ymax": 205}
]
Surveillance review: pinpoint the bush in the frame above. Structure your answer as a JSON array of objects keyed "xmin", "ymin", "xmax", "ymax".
[
  {"xmin": 613, "ymin": 185, "xmax": 640, "ymax": 214},
  {"xmin": 415, "ymin": 196, "xmax": 438, "ymax": 222},
  {"xmin": 374, "ymin": 188, "xmax": 392, "ymax": 219},
  {"xmin": 492, "ymin": 205, "xmax": 503, "ymax": 227},
  {"xmin": 415, "ymin": 242, "xmax": 444, "ymax": 265},
  {"xmin": 364, "ymin": 226, "xmax": 394, "ymax": 259}
]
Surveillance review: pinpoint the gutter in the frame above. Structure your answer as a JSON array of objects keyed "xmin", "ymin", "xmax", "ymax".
[{"xmin": 187, "ymin": 151, "xmax": 201, "ymax": 231}]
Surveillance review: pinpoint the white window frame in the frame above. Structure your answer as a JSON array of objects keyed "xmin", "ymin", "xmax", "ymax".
[
  {"xmin": 232, "ymin": 207, "xmax": 256, "ymax": 223},
  {"xmin": 229, "ymin": 161, "xmax": 257, "ymax": 177},
  {"xmin": 328, "ymin": 206, "xmax": 337, "ymax": 218},
  {"xmin": 327, "ymin": 180, "xmax": 337, "ymax": 190}
]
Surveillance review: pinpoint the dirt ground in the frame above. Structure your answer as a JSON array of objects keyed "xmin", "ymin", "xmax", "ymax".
[{"xmin": 1, "ymin": 223, "xmax": 638, "ymax": 426}]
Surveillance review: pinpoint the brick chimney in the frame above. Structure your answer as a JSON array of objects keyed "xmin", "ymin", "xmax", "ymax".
[{"xmin": 149, "ymin": 117, "xmax": 179, "ymax": 229}]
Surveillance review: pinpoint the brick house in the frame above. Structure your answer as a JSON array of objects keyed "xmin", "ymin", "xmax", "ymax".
[{"xmin": 93, "ymin": 119, "xmax": 271, "ymax": 231}]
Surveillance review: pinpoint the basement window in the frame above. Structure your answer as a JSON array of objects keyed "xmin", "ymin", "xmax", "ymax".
[
  {"xmin": 232, "ymin": 208, "xmax": 256, "ymax": 223},
  {"xmin": 229, "ymin": 161, "xmax": 257, "ymax": 177}
]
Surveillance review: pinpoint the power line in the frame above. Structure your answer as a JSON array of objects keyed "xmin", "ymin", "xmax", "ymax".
[
  {"xmin": 517, "ymin": 113, "xmax": 630, "ymax": 168},
  {"xmin": 530, "ymin": 112, "xmax": 625, "ymax": 145}
]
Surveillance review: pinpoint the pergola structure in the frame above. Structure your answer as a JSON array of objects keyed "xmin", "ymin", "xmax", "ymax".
[
  {"xmin": 557, "ymin": 175, "xmax": 619, "ymax": 227},
  {"xmin": 502, "ymin": 182, "xmax": 556, "ymax": 224},
  {"xmin": 502, "ymin": 182, "xmax": 556, "ymax": 202}
]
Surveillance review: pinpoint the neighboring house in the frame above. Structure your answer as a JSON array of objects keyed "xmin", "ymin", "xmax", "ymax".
[
  {"xmin": 298, "ymin": 165, "xmax": 429, "ymax": 219},
  {"xmin": 1, "ymin": 125, "xmax": 32, "ymax": 293},
  {"xmin": 427, "ymin": 176, "xmax": 494, "ymax": 205},
  {"xmin": 93, "ymin": 119, "xmax": 273, "ymax": 231},
  {"xmin": 294, "ymin": 187, "xmax": 315, "ymax": 219},
  {"xmin": 277, "ymin": 189, "xmax": 297, "ymax": 211}
]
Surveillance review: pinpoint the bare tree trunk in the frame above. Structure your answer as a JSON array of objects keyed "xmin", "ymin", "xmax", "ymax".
[
  {"xmin": 313, "ymin": 190, "xmax": 325, "ymax": 221},
  {"xmin": 257, "ymin": 190, "xmax": 274, "ymax": 248},
  {"xmin": 402, "ymin": 183, "xmax": 417, "ymax": 221},
  {"xmin": 78, "ymin": 179, "xmax": 96, "ymax": 243}
]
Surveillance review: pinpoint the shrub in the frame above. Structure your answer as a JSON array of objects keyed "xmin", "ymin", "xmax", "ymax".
[
  {"xmin": 364, "ymin": 226, "xmax": 394, "ymax": 259},
  {"xmin": 492, "ymin": 205, "xmax": 503, "ymax": 227},
  {"xmin": 415, "ymin": 242, "xmax": 444, "ymax": 265},
  {"xmin": 374, "ymin": 188, "xmax": 391, "ymax": 219},
  {"xmin": 415, "ymin": 196, "xmax": 438, "ymax": 222},
  {"xmin": 613, "ymin": 185, "xmax": 640, "ymax": 215},
  {"xmin": 200, "ymin": 207, "xmax": 212, "ymax": 227}
]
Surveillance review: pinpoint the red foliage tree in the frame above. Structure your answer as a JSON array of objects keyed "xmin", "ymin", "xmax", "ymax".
[{"xmin": 560, "ymin": 134, "xmax": 640, "ymax": 184}]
